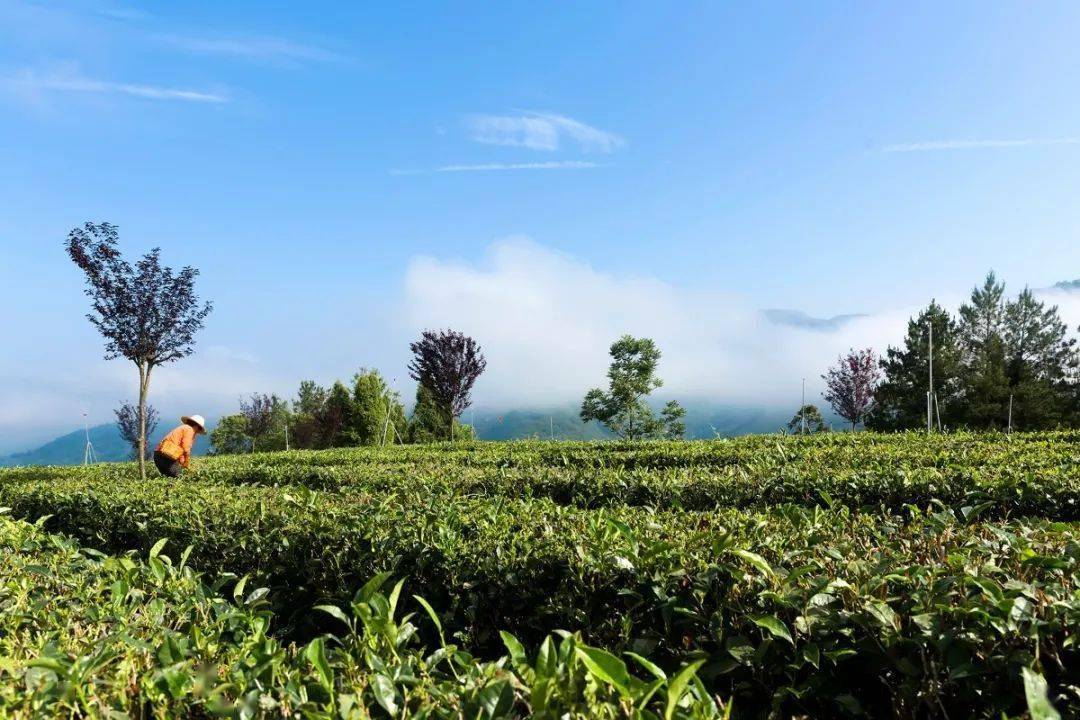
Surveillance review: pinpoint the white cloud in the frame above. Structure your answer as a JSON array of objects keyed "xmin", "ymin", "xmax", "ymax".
[
  {"xmin": 465, "ymin": 112, "xmax": 623, "ymax": 153},
  {"xmin": 158, "ymin": 34, "xmax": 345, "ymax": 64},
  {"xmin": 390, "ymin": 161, "xmax": 600, "ymax": 175},
  {"xmin": 0, "ymin": 344, "xmax": 291, "ymax": 454},
  {"xmin": 883, "ymin": 137, "xmax": 1080, "ymax": 152},
  {"xmin": 6, "ymin": 68, "xmax": 227, "ymax": 102},
  {"xmin": 1035, "ymin": 286, "xmax": 1080, "ymax": 330},
  {"xmin": 405, "ymin": 238, "xmax": 910, "ymax": 409},
  {"xmin": 437, "ymin": 161, "xmax": 599, "ymax": 173}
]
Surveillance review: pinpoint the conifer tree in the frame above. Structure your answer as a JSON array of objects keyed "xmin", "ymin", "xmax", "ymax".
[
  {"xmin": 958, "ymin": 272, "xmax": 1010, "ymax": 428},
  {"xmin": 1002, "ymin": 288, "xmax": 1078, "ymax": 428},
  {"xmin": 869, "ymin": 300, "xmax": 963, "ymax": 430}
]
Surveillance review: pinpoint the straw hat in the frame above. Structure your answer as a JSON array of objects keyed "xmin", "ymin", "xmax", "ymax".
[{"xmin": 181, "ymin": 415, "xmax": 207, "ymax": 434}]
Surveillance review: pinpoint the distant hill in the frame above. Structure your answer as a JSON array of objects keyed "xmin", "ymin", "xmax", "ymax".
[
  {"xmin": 0, "ymin": 423, "xmax": 208, "ymax": 468},
  {"xmin": 762, "ymin": 309, "xmax": 867, "ymax": 332},
  {"xmin": 1054, "ymin": 279, "xmax": 1080, "ymax": 291},
  {"xmin": 471, "ymin": 408, "xmax": 611, "ymax": 440},
  {"xmin": 472, "ymin": 403, "xmax": 801, "ymax": 441},
  {"xmin": 1, "ymin": 403, "xmax": 822, "ymax": 467}
]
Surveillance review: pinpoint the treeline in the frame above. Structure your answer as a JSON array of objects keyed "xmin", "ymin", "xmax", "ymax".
[
  {"xmin": 210, "ymin": 329, "xmax": 487, "ymax": 455},
  {"xmin": 211, "ymin": 372, "xmax": 476, "ymax": 454},
  {"xmin": 811, "ymin": 272, "xmax": 1080, "ymax": 432},
  {"xmin": 870, "ymin": 272, "xmax": 1079, "ymax": 430}
]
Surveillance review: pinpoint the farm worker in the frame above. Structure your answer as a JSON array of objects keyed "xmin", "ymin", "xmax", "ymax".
[{"xmin": 154, "ymin": 415, "xmax": 207, "ymax": 478}]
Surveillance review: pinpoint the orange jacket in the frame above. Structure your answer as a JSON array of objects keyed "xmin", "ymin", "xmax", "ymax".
[{"xmin": 156, "ymin": 424, "xmax": 196, "ymax": 468}]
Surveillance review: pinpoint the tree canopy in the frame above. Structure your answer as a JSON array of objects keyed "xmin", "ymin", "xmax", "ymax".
[
  {"xmin": 408, "ymin": 330, "xmax": 486, "ymax": 440},
  {"xmin": 66, "ymin": 222, "xmax": 211, "ymax": 478},
  {"xmin": 581, "ymin": 335, "xmax": 686, "ymax": 440}
]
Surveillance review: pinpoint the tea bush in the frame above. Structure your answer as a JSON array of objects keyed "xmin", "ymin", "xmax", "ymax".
[
  {"xmin": 0, "ymin": 513, "xmax": 723, "ymax": 718},
  {"xmin": 1, "ymin": 432, "xmax": 1077, "ymax": 717}
]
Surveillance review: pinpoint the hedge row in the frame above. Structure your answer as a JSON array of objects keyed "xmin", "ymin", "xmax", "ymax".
[
  {"xmin": 6, "ymin": 431, "xmax": 1079, "ymax": 517},
  {"xmin": 0, "ymin": 513, "xmax": 725, "ymax": 718},
  {"xmin": 0, "ymin": 471, "xmax": 1076, "ymax": 716}
]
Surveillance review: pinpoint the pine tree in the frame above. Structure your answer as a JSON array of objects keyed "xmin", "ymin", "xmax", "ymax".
[
  {"xmin": 868, "ymin": 300, "xmax": 963, "ymax": 430},
  {"xmin": 958, "ymin": 272, "xmax": 1009, "ymax": 428},
  {"xmin": 1002, "ymin": 288, "xmax": 1078, "ymax": 428}
]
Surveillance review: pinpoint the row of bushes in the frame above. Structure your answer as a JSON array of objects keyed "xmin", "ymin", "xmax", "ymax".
[
  {"xmin": 0, "ymin": 469, "xmax": 1076, "ymax": 716},
  {"xmin": 0, "ymin": 513, "xmax": 723, "ymax": 718},
  {"xmin": 8, "ymin": 431, "xmax": 1078, "ymax": 517}
]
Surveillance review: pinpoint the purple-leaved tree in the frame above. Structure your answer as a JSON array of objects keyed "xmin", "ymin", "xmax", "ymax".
[
  {"xmin": 408, "ymin": 329, "xmax": 487, "ymax": 440},
  {"xmin": 822, "ymin": 348, "xmax": 881, "ymax": 431},
  {"xmin": 66, "ymin": 222, "xmax": 212, "ymax": 479},
  {"xmin": 115, "ymin": 401, "xmax": 159, "ymax": 460}
]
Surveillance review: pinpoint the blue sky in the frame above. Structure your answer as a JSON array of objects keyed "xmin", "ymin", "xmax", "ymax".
[{"xmin": 2, "ymin": 1, "xmax": 1080, "ymax": 451}]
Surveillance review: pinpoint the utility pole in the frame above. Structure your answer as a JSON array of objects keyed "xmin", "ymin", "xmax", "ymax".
[
  {"xmin": 550, "ymin": 416, "xmax": 554, "ymax": 441},
  {"xmin": 381, "ymin": 378, "xmax": 397, "ymax": 447},
  {"xmin": 801, "ymin": 378, "xmax": 806, "ymax": 434},
  {"xmin": 1008, "ymin": 394, "xmax": 1013, "ymax": 434},
  {"xmin": 284, "ymin": 421, "xmax": 290, "ymax": 451},
  {"xmin": 927, "ymin": 321, "xmax": 934, "ymax": 433},
  {"xmin": 82, "ymin": 412, "xmax": 97, "ymax": 465}
]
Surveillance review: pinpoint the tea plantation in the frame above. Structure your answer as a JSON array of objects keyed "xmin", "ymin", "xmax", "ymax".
[{"xmin": 1, "ymin": 431, "xmax": 1077, "ymax": 718}]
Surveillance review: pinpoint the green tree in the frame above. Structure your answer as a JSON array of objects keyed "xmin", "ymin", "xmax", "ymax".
[
  {"xmin": 788, "ymin": 404, "xmax": 828, "ymax": 434},
  {"xmin": 958, "ymin": 272, "xmax": 1009, "ymax": 427},
  {"xmin": 407, "ymin": 385, "xmax": 474, "ymax": 443},
  {"xmin": 660, "ymin": 401, "xmax": 687, "ymax": 439},
  {"xmin": 1002, "ymin": 288, "xmax": 1078, "ymax": 428},
  {"xmin": 295, "ymin": 381, "xmax": 328, "ymax": 416},
  {"xmin": 321, "ymin": 381, "xmax": 356, "ymax": 447},
  {"xmin": 351, "ymin": 369, "xmax": 407, "ymax": 445},
  {"xmin": 580, "ymin": 335, "xmax": 686, "ymax": 440},
  {"xmin": 290, "ymin": 381, "xmax": 328, "ymax": 449},
  {"xmin": 260, "ymin": 396, "xmax": 292, "ymax": 451},
  {"xmin": 210, "ymin": 414, "xmax": 250, "ymax": 455},
  {"xmin": 869, "ymin": 300, "xmax": 964, "ymax": 431}
]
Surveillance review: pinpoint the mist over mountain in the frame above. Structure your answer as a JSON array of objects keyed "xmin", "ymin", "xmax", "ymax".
[{"xmin": 762, "ymin": 309, "xmax": 868, "ymax": 332}]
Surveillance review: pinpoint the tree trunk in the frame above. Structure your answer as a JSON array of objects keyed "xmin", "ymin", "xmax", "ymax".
[{"xmin": 137, "ymin": 361, "xmax": 152, "ymax": 481}]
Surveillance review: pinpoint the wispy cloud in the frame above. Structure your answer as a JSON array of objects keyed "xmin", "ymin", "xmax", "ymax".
[
  {"xmin": 883, "ymin": 137, "xmax": 1080, "ymax": 152},
  {"xmin": 437, "ymin": 160, "xmax": 599, "ymax": 172},
  {"xmin": 158, "ymin": 34, "xmax": 346, "ymax": 65},
  {"xmin": 391, "ymin": 161, "xmax": 600, "ymax": 175},
  {"xmin": 23, "ymin": 1, "xmax": 147, "ymax": 22},
  {"xmin": 465, "ymin": 112, "xmax": 623, "ymax": 153},
  {"xmin": 6, "ymin": 70, "xmax": 227, "ymax": 103},
  {"xmin": 90, "ymin": 3, "xmax": 147, "ymax": 21}
]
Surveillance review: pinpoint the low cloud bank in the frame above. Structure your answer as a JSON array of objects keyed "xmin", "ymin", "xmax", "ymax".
[{"xmin": 405, "ymin": 238, "xmax": 917, "ymax": 409}]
